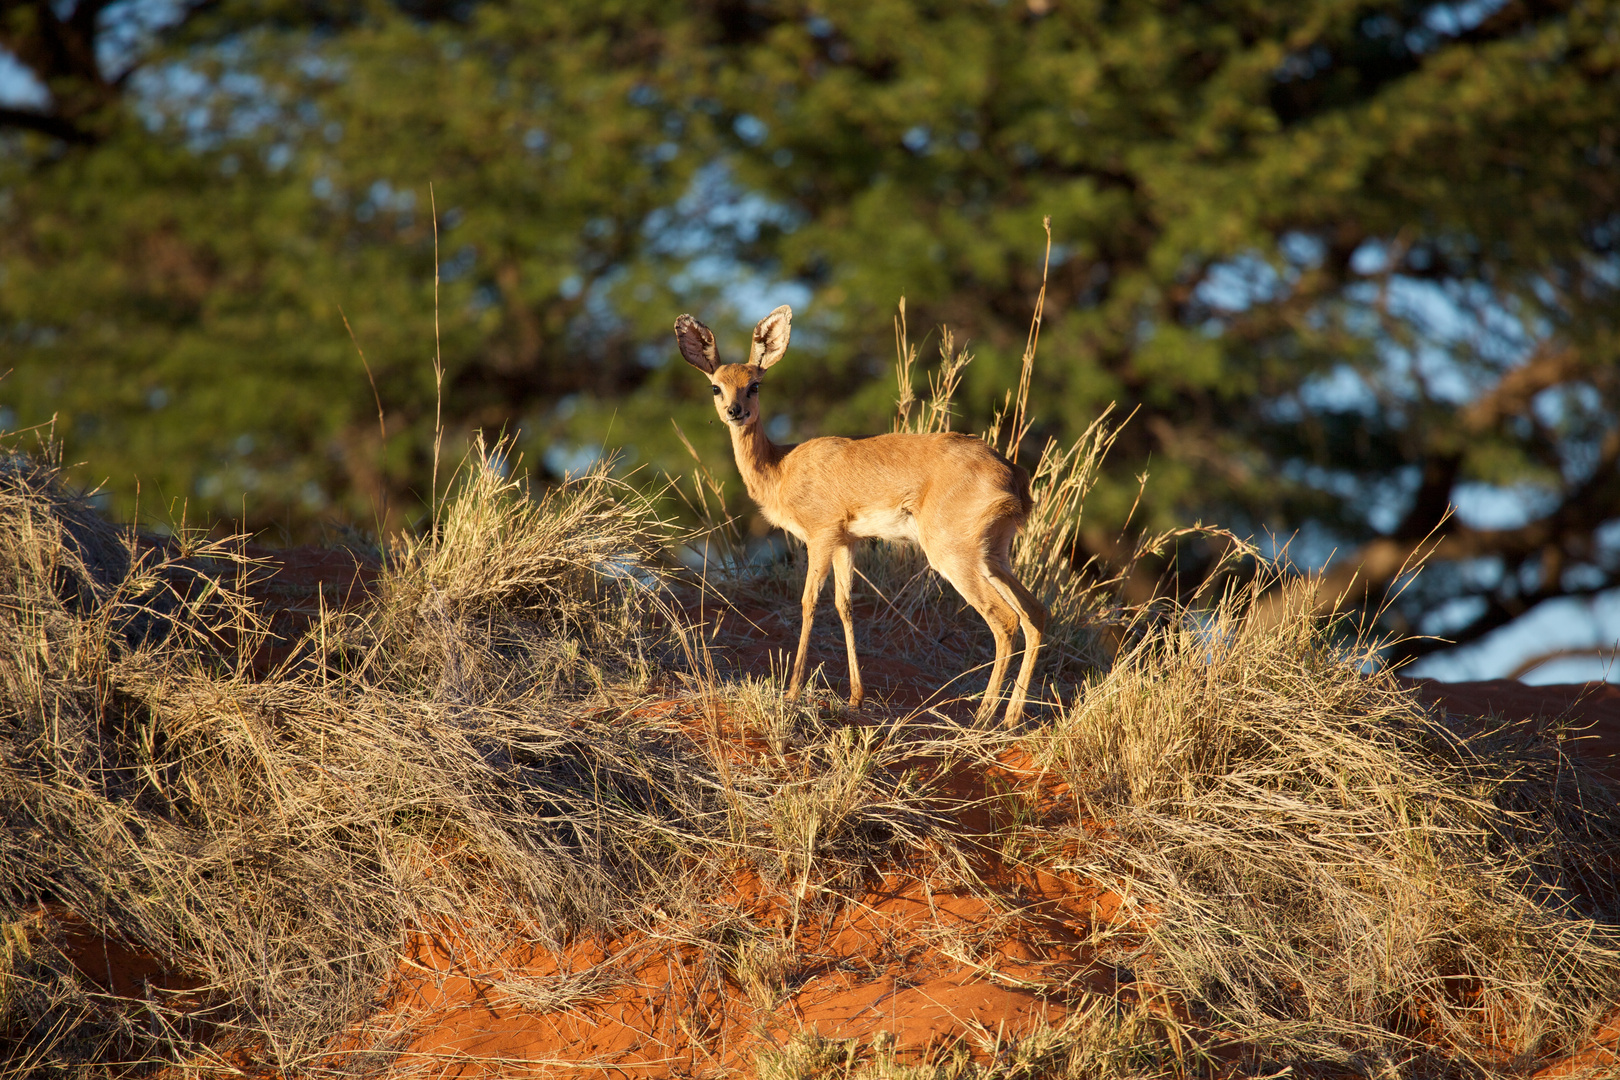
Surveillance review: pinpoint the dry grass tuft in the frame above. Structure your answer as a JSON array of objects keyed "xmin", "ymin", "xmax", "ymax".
[
  {"xmin": 0, "ymin": 440, "xmax": 954, "ymax": 1076},
  {"xmin": 1034, "ymin": 565, "xmax": 1620, "ymax": 1074}
]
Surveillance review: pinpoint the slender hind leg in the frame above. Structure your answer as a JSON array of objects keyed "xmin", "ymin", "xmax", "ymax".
[
  {"xmin": 831, "ymin": 543, "xmax": 864, "ymax": 709},
  {"xmin": 934, "ymin": 555, "xmax": 1021, "ymax": 723},
  {"xmin": 977, "ymin": 609, "xmax": 1018, "ymax": 721},
  {"xmin": 787, "ymin": 540, "xmax": 833, "ymax": 703},
  {"xmin": 985, "ymin": 561, "xmax": 1046, "ymax": 725}
]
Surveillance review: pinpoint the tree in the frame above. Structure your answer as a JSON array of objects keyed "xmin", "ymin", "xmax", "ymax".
[
  {"xmin": 2, "ymin": 0, "xmax": 1617, "ymax": 665},
  {"xmin": 1, "ymin": 0, "xmax": 723, "ymax": 535}
]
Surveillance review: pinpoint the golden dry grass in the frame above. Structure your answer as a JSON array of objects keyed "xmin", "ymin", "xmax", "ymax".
[
  {"xmin": 2, "ymin": 264, "xmax": 1618, "ymax": 1078},
  {"xmin": 0, "ymin": 441, "xmax": 963, "ymax": 1076}
]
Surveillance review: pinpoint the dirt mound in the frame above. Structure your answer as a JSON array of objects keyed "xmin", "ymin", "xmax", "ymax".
[
  {"xmin": 1401, "ymin": 677, "xmax": 1620, "ymax": 782},
  {"xmin": 10, "ymin": 529, "xmax": 1618, "ymax": 1079},
  {"xmin": 368, "ymin": 863, "xmax": 1105, "ymax": 1077},
  {"xmin": 260, "ymin": 549, "xmax": 1620, "ymax": 1075}
]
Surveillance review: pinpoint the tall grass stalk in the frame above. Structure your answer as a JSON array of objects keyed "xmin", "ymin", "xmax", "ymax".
[{"xmin": 884, "ymin": 256, "xmax": 1124, "ymax": 694}]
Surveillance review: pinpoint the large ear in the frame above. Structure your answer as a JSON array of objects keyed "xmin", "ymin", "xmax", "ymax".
[
  {"xmin": 673, "ymin": 314, "xmax": 719, "ymax": 374},
  {"xmin": 749, "ymin": 305, "xmax": 792, "ymax": 369}
]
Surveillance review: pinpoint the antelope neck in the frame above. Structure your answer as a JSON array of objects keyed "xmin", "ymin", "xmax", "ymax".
[{"xmin": 728, "ymin": 417, "xmax": 785, "ymax": 503}]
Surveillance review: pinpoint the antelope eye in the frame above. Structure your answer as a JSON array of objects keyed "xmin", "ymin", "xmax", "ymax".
[
  {"xmin": 747, "ymin": 383, "xmax": 760, "ymax": 396},
  {"xmin": 711, "ymin": 385, "xmax": 721, "ymax": 396}
]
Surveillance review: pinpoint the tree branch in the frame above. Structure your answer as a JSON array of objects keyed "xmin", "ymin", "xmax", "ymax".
[
  {"xmin": 0, "ymin": 104, "xmax": 94, "ymax": 141},
  {"xmin": 1458, "ymin": 344, "xmax": 1581, "ymax": 434},
  {"xmin": 1256, "ymin": 477, "xmax": 1620, "ymax": 650}
]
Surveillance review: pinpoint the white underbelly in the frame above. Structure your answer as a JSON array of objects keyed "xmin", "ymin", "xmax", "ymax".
[{"xmin": 846, "ymin": 506, "xmax": 920, "ymax": 545}]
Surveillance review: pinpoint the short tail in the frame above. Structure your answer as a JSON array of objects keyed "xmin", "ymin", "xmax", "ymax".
[{"xmin": 1011, "ymin": 463, "xmax": 1034, "ymax": 519}]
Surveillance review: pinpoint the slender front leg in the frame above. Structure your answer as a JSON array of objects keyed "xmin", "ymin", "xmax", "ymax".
[
  {"xmin": 787, "ymin": 541, "xmax": 833, "ymax": 702},
  {"xmin": 831, "ymin": 542, "xmax": 863, "ymax": 709}
]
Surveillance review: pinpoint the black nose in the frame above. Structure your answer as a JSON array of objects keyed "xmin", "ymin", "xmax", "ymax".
[{"xmin": 726, "ymin": 405, "xmax": 744, "ymax": 419}]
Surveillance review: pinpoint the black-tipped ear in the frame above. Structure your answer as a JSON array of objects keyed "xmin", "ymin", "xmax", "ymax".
[
  {"xmin": 674, "ymin": 314, "xmax": 719, "ymax": 374},
  {"xmin": 749, "ymin": 304, "xmax": 792, "ymax": 369}
]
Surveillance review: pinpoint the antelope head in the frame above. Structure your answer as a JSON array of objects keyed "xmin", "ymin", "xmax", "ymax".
[{"xmin": 674, "ymin": 305, "xmax": 792, "ymax": 430}]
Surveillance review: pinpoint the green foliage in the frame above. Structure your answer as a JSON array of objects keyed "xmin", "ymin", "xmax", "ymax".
[
  {"xmin": 1, "ymin": 0, "xmax": 1618, "ymax": 657},
  {"xmin": 2, "ymin": 0, "xmax": 719, "ymax": 534}
]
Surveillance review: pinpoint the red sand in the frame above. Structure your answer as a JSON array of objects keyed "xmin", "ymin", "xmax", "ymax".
[
  {"xmin": 1399, "ymin": 677, "xmax": 1620, "ymax": 782},
  {"xmin": 355, "ymin": 864, "xmax": 1109, "ymax": 1078},
  {"xmin": 241, "ymin": 543, "xmax": 377, "ymax": 673}
]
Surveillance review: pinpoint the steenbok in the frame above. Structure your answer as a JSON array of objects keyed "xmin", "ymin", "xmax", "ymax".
[{"xmin": 674, "ymin": 305, "xmax": 1046, "ymax": 724}]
